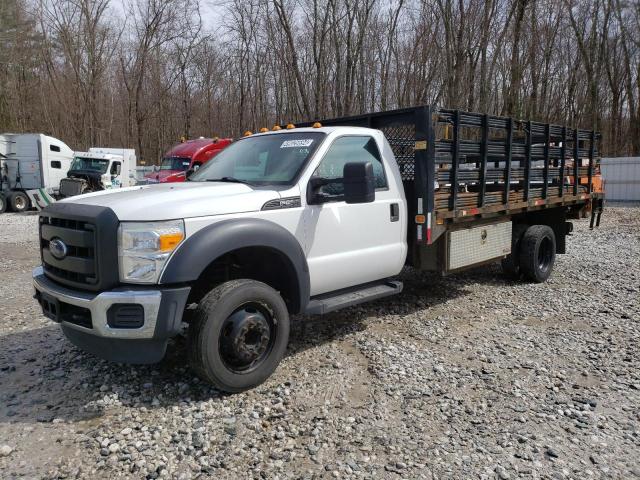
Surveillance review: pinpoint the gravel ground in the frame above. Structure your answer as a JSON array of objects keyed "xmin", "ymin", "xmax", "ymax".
[{"xmin": 0, "ymin": 208, "xmax": 639, "ymax": 479}]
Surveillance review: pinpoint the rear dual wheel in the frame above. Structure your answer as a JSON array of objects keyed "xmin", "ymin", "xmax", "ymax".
[
  {"xmin": 8, "ymin": 191, "xmax": 30, "ymax": 212},
  {"xmin": 502, "ymin": 224, "xmax": 556, "ymax": 283},
  {"xmin": 188, "ymin": 279, "xmax": 290, "ymax": 393}
]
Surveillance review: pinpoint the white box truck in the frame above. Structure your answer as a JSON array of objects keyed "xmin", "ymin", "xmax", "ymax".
[
  {"xmin": 0, "ymin": 133, "xmax": 74, "ymax": 213},
  {"xmin": 59, "ymin": 148, "xmax": 137, "ymax": 198}
]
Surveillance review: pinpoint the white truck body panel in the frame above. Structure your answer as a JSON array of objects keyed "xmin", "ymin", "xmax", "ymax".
[{"xmin": 0, "ymin": 133, "xmax": 73, "ymax": 191}]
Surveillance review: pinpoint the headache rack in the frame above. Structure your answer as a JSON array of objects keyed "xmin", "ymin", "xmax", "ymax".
[{"xmin": 298, "ymin": 105, "xmax": 604, "ymax": 247}]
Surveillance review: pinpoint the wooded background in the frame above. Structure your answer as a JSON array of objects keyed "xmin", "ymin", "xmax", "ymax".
[{"xmin": 0, "ymin": 0, "xmax": 638, "ymax": 164}]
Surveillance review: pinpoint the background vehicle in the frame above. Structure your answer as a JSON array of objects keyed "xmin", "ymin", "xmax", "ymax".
[
  {"xmin": 0, "ymin": 133, "xmax": 74, "ymax": 213},
  {"xmin": 144, "ymin": 137, "xmax": 233, "ymax": 183},
  {"xmin": 32, "ymin": 106, "xmax": 604, "ymax": 393},
  {"xmin": 59, "ymin": 148, "xmax": 137, "ymax": 197}
]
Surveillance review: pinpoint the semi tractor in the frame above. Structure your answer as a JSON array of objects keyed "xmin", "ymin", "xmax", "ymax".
[
  {"xmin": 0, "ymin": 133, "xmax": 74, "ymax": 213},
  {"xmin": 144, "ymin": 137, "xmax": 233, "ymax": 183},
  {"xmin": 32, "ymin": 106, "xmax": 604, "ymax": 392}
]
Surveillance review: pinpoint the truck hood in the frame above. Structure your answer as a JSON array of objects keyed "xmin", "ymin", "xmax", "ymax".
[{"xmin": 59, "ymin": 182, "xmax": 282, "ymax": 221}]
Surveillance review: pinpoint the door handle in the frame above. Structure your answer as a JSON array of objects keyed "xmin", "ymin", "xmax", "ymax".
[{"xmin": 390, "ymin": 203, "xmax": 399, "ymax": 222}]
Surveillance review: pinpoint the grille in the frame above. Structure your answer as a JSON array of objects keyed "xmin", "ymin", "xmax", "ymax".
[
  {"xmin": 40, "ymin": 215, "xmax": 98, "ymax": 287},
  {"xmin": 380, "ymin": 124, "xmax": 416, "ymax": 181}
]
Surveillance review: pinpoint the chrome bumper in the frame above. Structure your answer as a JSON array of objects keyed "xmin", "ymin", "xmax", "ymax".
[{"xmin": 32, "ymin": 266, "xmax": 161, "ymax": 339}]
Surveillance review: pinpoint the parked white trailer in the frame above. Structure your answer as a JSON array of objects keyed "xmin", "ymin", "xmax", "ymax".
[{"xmin": 0, "ymin": 133, "xmax": 74, "ymax": 213}]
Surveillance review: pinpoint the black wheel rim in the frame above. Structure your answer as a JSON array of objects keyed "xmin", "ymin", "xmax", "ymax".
[
  {"xmin": 218, "ymin": 302, "xmax": 276, "ymax": 374},
  {"xmin": 538, "ymin": 236, "xmax": 553, "ymax": 272}
]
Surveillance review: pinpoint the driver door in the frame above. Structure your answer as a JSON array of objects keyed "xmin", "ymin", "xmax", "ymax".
[{"xmin": 304, "ymin": 135, "xmax": 405, "ymax": 296}]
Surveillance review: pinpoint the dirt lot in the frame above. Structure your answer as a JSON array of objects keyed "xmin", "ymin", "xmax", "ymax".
[{"xmin": 0, "ymin": 208, "xmax": 638, "ymax": 479}]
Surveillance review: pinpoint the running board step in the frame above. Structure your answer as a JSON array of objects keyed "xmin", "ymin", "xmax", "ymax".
[{"xmin": 304, "ymin": 280, "xmax": 403, "ymax": 315}]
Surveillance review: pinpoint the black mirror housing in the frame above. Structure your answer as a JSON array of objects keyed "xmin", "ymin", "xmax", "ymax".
[{"xmin": 343, "ymin": 162, "xmax": 375, "ymax": 204}]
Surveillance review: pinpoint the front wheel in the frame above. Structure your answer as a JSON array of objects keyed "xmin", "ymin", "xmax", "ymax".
[
  {"xmin": 519, "ymin": 225, "xmax": 556, "ymax": 283},
  {"xmin": 0, "ymin": 194, "xmax": 6, "ymax": 213},
  {"xmin": 188, "ymin": 279, "xmax": 290, "ymax": 392}
]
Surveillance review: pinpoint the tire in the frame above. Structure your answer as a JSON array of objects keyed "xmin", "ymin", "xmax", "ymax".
[
  {"xmin": 501, "ymin": 223, "xmax": 528, "ymax": 278},
  {"xmin": 188, "ymin": 279, "xmax": 290, "ymax": 393},
  {"xmin": 519, "ymin": 225, "xmax": 556, "ymax": 283},
  {"xmin": 0, "ymin": 194, "xmax": 6, "ymax": 213},
  {"xmin": 9, "ymin": 191, "xmax": 30, "ymax": 213}
]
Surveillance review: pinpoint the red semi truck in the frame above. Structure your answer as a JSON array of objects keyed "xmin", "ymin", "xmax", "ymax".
[{"xmin": 145, "ymin": 137, "xmax": 233, "ymax": 183}]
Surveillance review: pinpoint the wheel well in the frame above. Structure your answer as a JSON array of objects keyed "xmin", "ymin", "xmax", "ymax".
[
  {"xmin": 188, "ymin": 246, "xmax": 301, "ymax": 314},
  {"xmin": 512, "ymin": 208, "xmax": 569, "ymax": 254}
]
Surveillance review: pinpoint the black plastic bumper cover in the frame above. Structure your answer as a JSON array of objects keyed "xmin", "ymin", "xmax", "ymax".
[{"xmin": 60, "ymin": 286, "xmax": 190, "ymax": 364}]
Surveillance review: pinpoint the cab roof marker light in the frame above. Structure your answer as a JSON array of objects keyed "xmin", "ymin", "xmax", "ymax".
[
  {"xmin": 286, "ymin": 123, "xmax": 295, "ymax": 129},
  {"xmin": 243, "ymin": 131, "xmax": 252, "ymax": 137},
  {"xmin": 272, "ymin": 125, "xmax": 281, "ymax": 131},
  {"xmin": 312, "ymin": 122, "xmax": 322, "ymax": 128},
  {"xmin": 259, "ymin": 127, "xmax": 269, "ymax": 133}
]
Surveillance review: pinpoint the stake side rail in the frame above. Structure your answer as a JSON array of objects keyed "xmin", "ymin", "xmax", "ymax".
[{"xmin": 297, "ymin": 105, "xmax": 602, "ymax": 245}]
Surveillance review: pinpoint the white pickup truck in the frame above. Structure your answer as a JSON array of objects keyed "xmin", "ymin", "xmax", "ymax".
[{"xmin": 32, "ymin": 106, "xmax": 604, "ymax": 392}]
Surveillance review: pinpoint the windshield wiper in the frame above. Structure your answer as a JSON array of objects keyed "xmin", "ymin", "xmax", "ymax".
[{"xmin": 205, "ymin": 176, "xmax": 255, "ymax": 186}]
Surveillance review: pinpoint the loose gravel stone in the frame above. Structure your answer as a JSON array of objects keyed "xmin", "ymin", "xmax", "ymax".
[
  {"xmin": 1, "ymin": 207, "xmax": 639, "ymax": 479},
  {"xmin": 0, "ymin": 445, "xmax": 13, "ymax": 457}
]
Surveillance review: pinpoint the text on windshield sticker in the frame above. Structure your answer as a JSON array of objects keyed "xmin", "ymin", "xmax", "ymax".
[{"xmin": 280, "ymin": 139, "xmax": 314, "ymax": 148}]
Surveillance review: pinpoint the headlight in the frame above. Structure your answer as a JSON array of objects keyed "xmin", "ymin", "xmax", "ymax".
[{"xmin": 118, "ymin": 220, "xmax": 185, "ymax": 284}]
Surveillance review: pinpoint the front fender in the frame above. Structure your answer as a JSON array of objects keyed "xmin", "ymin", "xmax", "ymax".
[{"xmin": 159, "ymin": 218, "xmax": 310, "ymax": 313}]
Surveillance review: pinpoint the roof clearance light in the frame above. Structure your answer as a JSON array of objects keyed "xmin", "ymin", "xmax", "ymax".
[
  {"xmin": 243, "ymin": 131, "xmax": 252, "ymax": 137},
  {"xmin": 286, "ymin": 123, "xmax": 295, "ymax": 129},
  {"xmin": 272, "ymin": 125, "xmax": 282, "ymax": 131},
  {"xmin": 180, "ymin": 136, "xmax": 186, "ymax": 143},
  {"xmin": 259, "ymin": 127, "xmax": 269, "ymax": 133},
  {"xmin": 312, "ymin": 122, "xmax": 322, "ymax": 128},
  {"xmin": 212, "ymin": 136, "xmax": 219, "ymax": 143}
]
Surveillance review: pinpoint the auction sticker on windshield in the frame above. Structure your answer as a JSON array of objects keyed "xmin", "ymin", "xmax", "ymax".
[{"xmin": 280, "ymin": 139, "xmax": 314, "ymax": 148}]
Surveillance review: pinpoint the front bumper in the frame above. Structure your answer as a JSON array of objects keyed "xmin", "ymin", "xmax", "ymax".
[{"xmin": 33, "ymin": 266, "xmax": 190, "ymax": 363}]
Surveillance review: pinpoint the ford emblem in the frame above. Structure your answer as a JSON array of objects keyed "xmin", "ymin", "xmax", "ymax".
[{"xmin": 49, "ymin": 238, "xmax": 68, "ymax": 260}]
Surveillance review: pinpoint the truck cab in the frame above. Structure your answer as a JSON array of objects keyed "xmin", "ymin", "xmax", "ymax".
[
  {"xmin": 0, "ymin": 133, "xmax": 74, "ymax": 213},
  {"xmin": 59, "ymin": 148, "xmax": 137, "ymax": 197},
  {"xmin": 145, "ymin": 137, "xmax": 233, "ymax": 183},
  {"xmin": 32, "ymin": 107, "xmax": 603, "ymax": 393}
]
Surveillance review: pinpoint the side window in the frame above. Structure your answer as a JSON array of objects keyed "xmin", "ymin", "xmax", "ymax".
[
  {"xmin": 50, "ymin": 145, "xmax": 61, "ymax": 152},
  {"xmin": 50, "ymin": 160, "xmax": 61, "ymax": 169},
  {"xmin": 110, "ymin": 161, "xmax": 121, "ymax": 175},
  {"xmin": 313, "ymin": 136, "xmax": 387, "ymax": 196}
]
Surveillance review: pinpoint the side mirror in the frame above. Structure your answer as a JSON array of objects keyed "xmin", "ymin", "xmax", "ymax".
[
  {"xmin": 343, "ymin": 162, "xmax": 375, "ymax": 204},
  {"xmin": 114, "ymin": 164, "xmax": 121, "ymax": 176}
]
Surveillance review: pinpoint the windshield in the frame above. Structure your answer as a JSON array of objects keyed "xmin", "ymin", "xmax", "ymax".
[
  {"xmin": 189, "ymin": 132, "xmax": 326, "ymax": 185},
  {"xmin": 160, "ymin": 156, "xmax": 191, "ymax": 171},
  {"xmin": 70, "ymin": 157, "xmax": 109, "ymax": 173}
]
